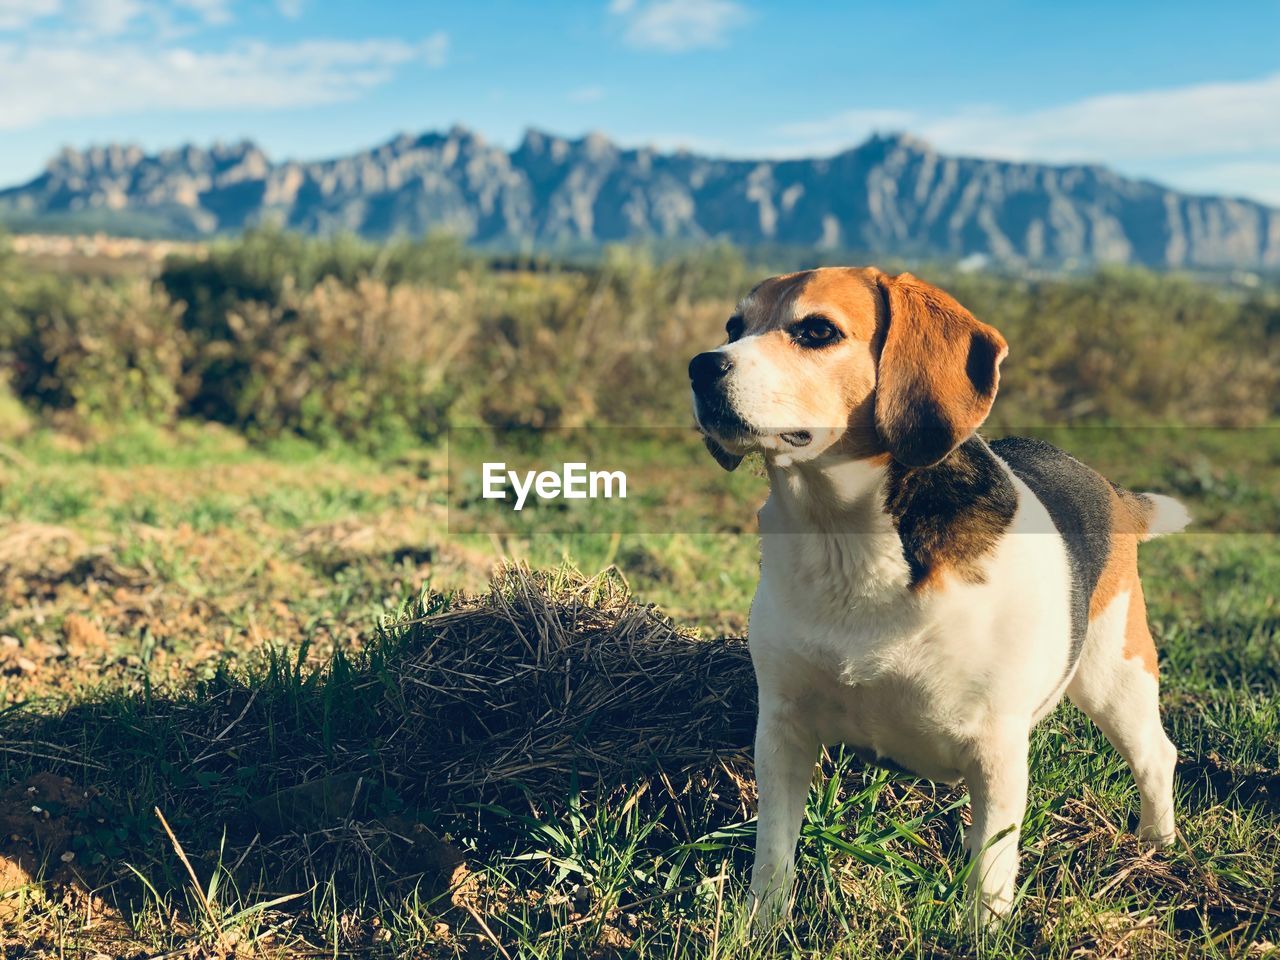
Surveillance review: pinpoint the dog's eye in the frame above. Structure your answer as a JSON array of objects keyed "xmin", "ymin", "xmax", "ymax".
[
  {"xmin": 793, "ymin": 315, "xmax": 840, "ymax": 347},
  {"xmin": 725, "ymin": 316, "xmax": 744, "ymax": 343}
]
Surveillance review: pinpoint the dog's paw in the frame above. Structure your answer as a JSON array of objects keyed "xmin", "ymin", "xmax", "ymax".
[
  {"xmin": 968, "ymin": 874, "xmax": 1016, "ymax": 931},
  {"xmin": 1137, "ymin": 822, "xmax": 1176, "ymax": 848},
  {"xmin": 972, "ymin": 891, "xmax": 1014, "ymax": 931},
  {"xmin": 748, "ymin": 886, "xmax": 791, "ymax": 936}
]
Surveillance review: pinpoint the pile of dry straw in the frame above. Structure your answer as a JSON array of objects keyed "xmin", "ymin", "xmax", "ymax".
[{"xmin": 389, "ymin": 564, "xmax": 758, "ymax": 808}]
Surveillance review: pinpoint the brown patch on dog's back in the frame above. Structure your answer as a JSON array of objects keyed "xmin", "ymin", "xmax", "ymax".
[{"xmin": 1088, "ymin": 512, "xmax": 1134, "ymax": 621}]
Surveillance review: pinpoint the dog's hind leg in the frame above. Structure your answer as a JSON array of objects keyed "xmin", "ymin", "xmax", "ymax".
[{"xmin": 1067, "ymin": 580, "xmax": 1177, "ymax": 845}]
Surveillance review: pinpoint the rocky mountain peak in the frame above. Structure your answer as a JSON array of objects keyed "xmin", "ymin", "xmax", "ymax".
[{"xmin": 5, "ymin": 127, "xmax": 1278, "ymax": 269}]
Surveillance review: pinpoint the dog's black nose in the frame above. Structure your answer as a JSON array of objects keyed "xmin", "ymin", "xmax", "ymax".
[{"xmin": 689, "ymin": 351, "xmax": 733, "ymax": 389}]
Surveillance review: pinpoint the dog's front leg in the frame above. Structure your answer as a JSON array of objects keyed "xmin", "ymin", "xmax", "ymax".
[
  {"xmin": 749, "ymin": 704, "xmax": 818, "ymax": 929},
  {"xmin": 963, "ymin": 726, "xmax": 1030, "ymax": 926}
]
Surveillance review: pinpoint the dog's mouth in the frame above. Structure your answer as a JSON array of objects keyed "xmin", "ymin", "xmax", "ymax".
[
  {"xmin": 693, "ymin": 395, "xmax": 817, "ymax": 454},
  {"xmin": 778, "ymin": 430, "xmax": 812, "ymax": 448},
  {"xmin": 692, "ymin": 395, "xmax": 750, "ymax": 443},
  {"xmin": 699, "ymin": 423, "xmax": 814, "ymax": 452}
]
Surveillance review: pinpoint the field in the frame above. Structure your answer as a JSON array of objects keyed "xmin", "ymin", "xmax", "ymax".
[{"xmin": 1, "ymin": 233, "xmax": 1278, "ymax": 958}]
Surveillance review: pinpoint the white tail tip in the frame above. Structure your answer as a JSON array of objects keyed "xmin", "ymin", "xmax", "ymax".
[{"xmin": 1139, "ymin": 493, "xmax": 1191, "ymax": 541}]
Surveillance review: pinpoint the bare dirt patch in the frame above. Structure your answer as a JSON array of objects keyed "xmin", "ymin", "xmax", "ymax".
[{"xmin": 0, "ymin": 773, "xmax": 94, "ymax": 910}]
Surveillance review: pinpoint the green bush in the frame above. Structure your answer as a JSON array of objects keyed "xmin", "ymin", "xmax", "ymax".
[
  {"xmin": 1, "ymin": 227, "xmax": 1276, "ymax": 442},
  {"xmin": 0, "ymin": 376, "xmax": 32, "ymax": 442},
  {"xmin": 949, "ymin": 268, "xmax": 1277, "ymax": 426},
  {"xmin": 456, "ymin": 268, "xmax": 728, "ymax": 430},
  {"xmin": 215, "ymin": 277, "xmax": 471, "ymax": 447},
  {"xmin": 595, "ymin": 241, "xmax": 755, "ymax": 304},
  {"xmin": 6, "ymin": 276, "xmax": 186, "ymax": 425},
  {"xmin": 160, "ymin": 226, "xmax": 477, "ymax": 422}
]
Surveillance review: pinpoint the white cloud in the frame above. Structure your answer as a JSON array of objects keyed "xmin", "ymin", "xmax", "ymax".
[
  {"xmin": 0, "ymin": 34, "xmax": 450, "ymax": 129},
  {"xmin": 0, "ymin": 0, "xmax": 448, "ymax": 129},
  {"xmin": 16, "ymin": 0, "xmax": 234, "ymax": 37},
  {"xmin": 774, "ymin": 109, "xmax": 917, "ymax": 153},
  {"xmin": 775, "ymin": 73, "xmax": 1280, "ymax": 165},
  {"xmin": 568, "ymin": 85, "xmax": 605, "ymax": 104},
  {"xmin": 928, "ymin": 74, "xmax": 1280, "ymax": 164},
  {"xmin": 175, "ymin": 0, "xmax": 233, "ymax": 26},
  {"xmin": 1154, "ymin": 160, "xmax": 1280, "ymax": 207},
  {"xmin": 612, "ymin": 0, "xmax": 746, "ymax": 53},
  {"xmin": 768, "ymin": 73, "xmax": 1280, "ymax": 206},
  {"xmin": 77, "ymin": 0, "xmax": 147, "ymax": 34},
  {"xmin": 420, "ymin": 29, "xmax": 448, "ymax": 68},
  {"xmin": 276, "ymin": 0, "xmax": 302, "ymax": 17},
  {"xmin": 0, "ymin": 0, "xmax": 61, "ymax": 30}
]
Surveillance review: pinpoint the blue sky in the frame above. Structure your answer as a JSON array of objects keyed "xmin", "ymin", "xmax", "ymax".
[{"xmin": 1, "ymin": 0, "xmax": 1278, "ymax": 203}]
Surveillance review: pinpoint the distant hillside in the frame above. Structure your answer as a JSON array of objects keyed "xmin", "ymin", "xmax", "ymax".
[{"xmin": 2, "ymin": 126, "xmax": 1278, "ymax": 268}]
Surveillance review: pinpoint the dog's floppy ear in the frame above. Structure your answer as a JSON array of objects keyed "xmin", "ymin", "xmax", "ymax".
[
  {"xmin": 874, "ymin": 272, "xmax": 1007, "ymax": 468},
  {"xmin": 703, "ymin": 434, "xmax": 744, "ymax": 472}
]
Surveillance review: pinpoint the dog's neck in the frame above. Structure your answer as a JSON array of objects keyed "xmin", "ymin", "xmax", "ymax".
[
  {"xmin": 758, "ymin": 450, "xmax": 909, "ymax": 601},
  {"xmin": 764, "ymin": 453, "xmax": 890, "ymax": 532}
]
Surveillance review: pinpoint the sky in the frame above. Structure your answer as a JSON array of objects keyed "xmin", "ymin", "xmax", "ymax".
[{"xmin": 1, "ymin": 0, "xmax": 1279, "ymax": 203}]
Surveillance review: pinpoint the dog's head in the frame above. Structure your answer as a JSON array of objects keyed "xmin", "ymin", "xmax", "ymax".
[{"xmin": 689, "ymin": 267, "xmax": 1007, "ymax": 470}]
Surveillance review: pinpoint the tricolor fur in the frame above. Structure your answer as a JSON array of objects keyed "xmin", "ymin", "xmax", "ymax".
[{"xmin": 687, "ymin": 267, "xmax": 1188, "ymax": 928}]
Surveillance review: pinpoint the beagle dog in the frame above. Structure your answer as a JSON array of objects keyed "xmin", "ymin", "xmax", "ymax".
[{"xmin": 688, "ymin": 267, "xmax": 1188, "ymax": 926}]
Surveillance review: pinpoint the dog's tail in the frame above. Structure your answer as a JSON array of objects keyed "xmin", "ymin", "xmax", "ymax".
[{"xmin": 1131, "ymin": 492, "xmax": 1192, "ymax": 543}]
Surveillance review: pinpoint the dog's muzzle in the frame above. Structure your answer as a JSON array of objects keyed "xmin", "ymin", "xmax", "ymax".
[
  {"xmin": 688, "ymin": 351, "xmax": 814, "ymax": 450},
  {"xmin": 688, "ymin": 351, "xmax": 746, "ymax": 439}
]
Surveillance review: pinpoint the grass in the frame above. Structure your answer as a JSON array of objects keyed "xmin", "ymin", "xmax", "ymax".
[{"xmin": 0, "ymin": 422, "xmax": 1278, "ymax": 958}]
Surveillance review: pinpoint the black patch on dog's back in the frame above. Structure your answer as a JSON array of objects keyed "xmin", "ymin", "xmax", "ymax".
[
  {"xmin": 883, "ymin": 436, "xmax": 1018, "ymax": 589},
  {"xmin": 990, "ymin": 436, "xmax": 1113, "ymax": 662}
]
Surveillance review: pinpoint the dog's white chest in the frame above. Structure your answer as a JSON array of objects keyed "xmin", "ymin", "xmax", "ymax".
[
  {"xmin": 748, "ymin": 484, "xmax": 1078, "ymax": 784},
  {"xmin": 749, "ymin": 531, "xmax": 980, "ymax": 782}
]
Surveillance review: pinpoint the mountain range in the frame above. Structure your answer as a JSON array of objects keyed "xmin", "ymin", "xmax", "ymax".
[{"xmin": 2, "ymin": 126, "xmax": 1278, "ymax": 269}]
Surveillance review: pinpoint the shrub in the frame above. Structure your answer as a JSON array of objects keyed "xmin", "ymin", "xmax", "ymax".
[
  {"xmin": 160, "ymin": 226, "xmax": 478, "ymax": 422},
  {"xmin": 217, "ymin": 277, "xmax": 472, "ymax": 446},
  {"xmin": 7, "ymin": 277, "xmax": 186, "ymax": 425},
  {"xmin": 458, "ymin": 269, "xmax": 728, "ymax": 430},
  {"xmin": 2, "ymin": 227, "xmax": 1276, "ymax": 442},
  {"xmin": 457, "ymin": 274, "xmax": 600, "ymax": 430},
  {"xmin": 0, "ymin": 376, "xmax": 32, "ymax": 442},
  {"xmin": 948, "ymin": 269, "xmax": 1276, "ymax": 427},
  {"xmin": 595, "ymin": 242, "xmax": 755, "ymax": 305}
]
